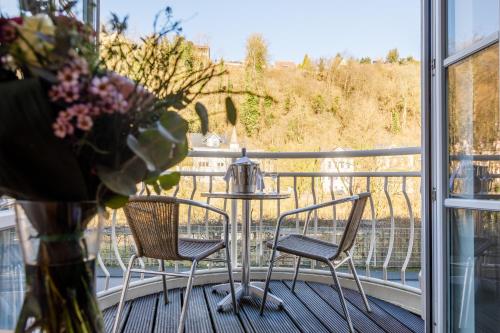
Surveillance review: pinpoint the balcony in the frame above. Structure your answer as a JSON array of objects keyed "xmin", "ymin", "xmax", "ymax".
[{"xmin": 0, "ymin": 147, "xmax": 423, "ymax": 332}]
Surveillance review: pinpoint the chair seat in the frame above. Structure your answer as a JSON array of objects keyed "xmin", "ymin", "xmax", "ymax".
[
  {"xmin": 266, "ymin": 234, "xmax": 339, "ymax": 261},
  {"xmin": 178, "ymin": 238, "xmax": 225, "ymax": 260}
]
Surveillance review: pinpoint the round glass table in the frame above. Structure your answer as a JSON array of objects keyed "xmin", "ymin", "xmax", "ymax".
[{"xmin": 201, "ymin": 192, "xmax": 290, "ymax": 310}]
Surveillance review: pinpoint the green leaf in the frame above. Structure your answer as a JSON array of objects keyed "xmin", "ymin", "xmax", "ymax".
[
  {"xmin": 158, "ymin": 111, "xmax": 189, "ymax": 143},
  {"xmin": 96, "ymin": 158, "xmax": 147, "ymax": 195},
  {"xmin": 105, "ymin": 195, "xmax": 129, "ymax": 209},
  {"xmin": 163, "ymin": 139, "xmax": 189, "ymax": 170},
  {"xmin": 152, "ymin": 182, "xmax": 162, "ymax": 195},
  {"xmin": 158, "ymin": 171, "xmax": 181, "ymax": 190},
  {"xmin": 195, "ymin": 102, "xmax": 209, "ymax": 135},
  {"xmin": 127, "ymin": 130, "xmax": 173, "ymax": 172},
  {"xmin": 225, "ymin": 97, "xmax": 237, "ymax": 125}
]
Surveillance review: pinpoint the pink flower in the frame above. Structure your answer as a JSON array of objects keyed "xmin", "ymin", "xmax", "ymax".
[
  {"xmin": 70, "ymin": 56, "xmax": 89, "ymax": 75},
  {"xmin": 89, "ymin": 104, "xmax": 101, "ymax": 116},
  {"xmin": 97, "ymin": 99, "xmax": 115, "ymax": 114},
  {"xmin": 76, "ymin": 115, "xmax": 93, "ymax": 131},
  {"xmin": 48, "ymin": 84, "xmax": 63, "ymax": 102},
  {"xmin": 49, "ymin": 82, "xmax": 80, "ymax": 103},
  {"xmin": 113, "ymin": 93, "xmax": 128, "ymax": 113},
  {"xmin": 52, "ymin": 121, "xmax": 67, "ymax": 138},
  {"xmin": 52, "ymin": 117, "xmax": 74, "ymax": 138},
  {"xmin": 57, "ymin": 66, "xmax": 79, "ymax": 86},
  {"xmin": 109, "ymin": 71, "xmax": 154, "ymax": 108},
  {"xmin": 66, "ymin": 103, "xmax": 91, "ymax": 117},
  {"xmin": 109, "ymin": 72, "xmax": 135, "ymax": 99},
  {"xmin": 89, "ymin": 76, "xmax": 114, "ymax": 99},
  {"xmin": 60, "ymin": 84, "xmax": 80, "ymax": 103},
  {"xmin": 57, "ymin": 110, "xmax": 72, "ymax": 121}
]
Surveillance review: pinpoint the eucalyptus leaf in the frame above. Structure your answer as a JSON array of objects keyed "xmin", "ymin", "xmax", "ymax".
[
  {"xmin": 105, "ymin": 195, "xmax": 129, "ymax": 209},
  {"xmin": 127, "ymin": 131, "xmax": 173, "ymax": 172},
  {"xmin": 195, "ymin": 102, "xmax": 209, "ymax": 135},
  {"xmin": 96, "ymin": 158, "xmax": 147, "ymax": 195},
  {"xmin": 163, "ymin": 139, "xmax": 189, "ymax": 170},
  {"xmin": 158, "ymin": 172, "xmax": 181, "ymax": 190},
  {"xmin": 152, "ymin": 182, "xmax": 162, "ymax": 195},
  {"xmin": 225, "ymin": 97, "xmax": 237, "ymax": 125},
  {"xmin": 159, "ymin": 111, "xmax": 189, "ymax": 143},
  {"xmin": 156, "ymin": 123, "xmax": 182, "ymax": 143}
]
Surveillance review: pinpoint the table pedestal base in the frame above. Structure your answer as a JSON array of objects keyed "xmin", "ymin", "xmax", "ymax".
[{"xmin": 213, "ymin": 282, "xmax": 283, "ymax": 312}]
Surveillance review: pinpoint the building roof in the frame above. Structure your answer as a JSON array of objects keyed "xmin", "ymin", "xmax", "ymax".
[{"xmin": 188, "ymin": 132, "xmax": 230, "ymax": 149}]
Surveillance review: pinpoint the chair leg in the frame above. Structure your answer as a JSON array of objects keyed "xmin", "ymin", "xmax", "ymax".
[
  {"xmin": 260, "ymin": 248, "xmax": 278, "ymax": 315},
  {"xmin": 112, "ymin": 254, "xmax": 136, "ymax": 333},
  {"xmin": 327, "ymin": 261, "xmax": 355, "ymax": 333},
  {"xmin": 160, "ymin": 260, "xmax": 169, "ymax": 304},
  {"xmin": 291, "ymin": 256, "xmax": 302, "ymax": 293},
  {"xmin": 347, "ymin": 253, "xmax": 371, "ymax": 312},
  {"xmin": 225, "ymin": 245, "xmax": 239, "ymax": 314},
  {"xmin": 178, "ymin": 260, "xmax": 197, "ymax": 333}
]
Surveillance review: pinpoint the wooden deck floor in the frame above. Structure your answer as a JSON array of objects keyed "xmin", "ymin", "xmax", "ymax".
[{"xmin": 104, "ymin": 280, "xmax": 424, "ymax": 333}]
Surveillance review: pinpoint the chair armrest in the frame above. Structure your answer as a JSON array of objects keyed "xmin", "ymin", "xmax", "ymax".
[
  {"xmin": 268, "ymin": 195, "xmax": 362, "ymax": 251},
  {"xmin": 277, "ymin": 195, "xmax": 360, "ymax": 222},
  {"xmin": 174, "ymin": 198, "xmax": 230, "ymax": 221},
  {"xmin": 174, "ymin": 198, "xmax": 230, "ymax": 244}
]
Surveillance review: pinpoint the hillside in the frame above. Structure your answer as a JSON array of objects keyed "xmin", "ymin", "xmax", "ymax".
[{"xmin": 196, "ymin": 57, "xmax": 421, "ymax": 153}]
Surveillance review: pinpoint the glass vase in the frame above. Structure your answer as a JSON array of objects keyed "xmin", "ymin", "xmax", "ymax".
[{"xmin": 14, "ymin": 201, "xmax": 104, "ymax": 333}]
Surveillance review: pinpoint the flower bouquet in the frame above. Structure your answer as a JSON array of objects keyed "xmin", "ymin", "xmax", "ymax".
[{"xmin": 0, "ymin": 3, "xmax": 236, "ymax": 332}]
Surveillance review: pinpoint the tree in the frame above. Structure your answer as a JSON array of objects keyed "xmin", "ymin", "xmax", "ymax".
[
  {"xmin": 244, "ymin": 33, "xmax": 268, "ymax": 74},
  {"xmin": 300, "ymin": 54, "xmax": 314, "ymax": 71},
  {"xmin": 386, "ymin": 48, "xmax": 400, "ymax": 63},
  {"xmin": 317, "ymin": 57, "xmax": 327, "ymax": 80},
  {"xmin": 359, "ymin": 57, "xmax": 372, "ymax": 64}
]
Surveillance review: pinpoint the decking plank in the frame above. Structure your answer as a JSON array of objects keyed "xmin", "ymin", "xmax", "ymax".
[
  {"xmin": 334, "ymin": 286, "xmax": 414, "ymax": 333},
  {"xmin": 305, "ymin": 282, "xmax": 384, "ymax": 333},
  {"xmin": 123, "ymin": 294, "xmax": 157, "ymax": 333},
  {"xmin": 102, "ymin": 280, "xmax": 425, "ymax": 333},
  {"xmin": 103, "ymin": 302, "xmax": 131, "ymax": 333},
  {"xmin": 240, "ymin": 295, "xmax": 300, "ymax": 333},
  {"xmin": 155, "ymin": 289, "xmax": 182, "ymax": 333},
  {"xmin": 268, "ymin": 281, "xmax": 330, "ymax": 333},
  {"xmin": 203, "ymin": 285, "xmax": 246, "ymax": 333},
  {"xmin": 184, "ymin": 287, "xmax": 214, "ymax": 333},
  {"xmin": 368, "ymin": 296, "xmax": 424, "ymax": 333},
  {"xmin": 281, "ymin": 280, "xmax": 352, "ymax": 332}
]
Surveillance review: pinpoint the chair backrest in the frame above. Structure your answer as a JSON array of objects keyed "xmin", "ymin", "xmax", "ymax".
[
  {"xmin": 336, "ymin": 192, "xmax": 370, "ymax": 255},
  {"xmin": 123, "ymin": 196, "xmax": 181, "ymax": 260}
]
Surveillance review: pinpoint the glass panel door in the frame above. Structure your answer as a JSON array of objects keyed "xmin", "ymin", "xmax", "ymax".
[
  {"xmin": 447, "ymin": 0, "xmax": 499, "ymax": 55},
  {"xmin": 448, "ymin": 209, "xmax": 500, "ymax": 332},
  {"xmin": 443, "ymin": 1, "xmax": 500, "ymax": 331}
]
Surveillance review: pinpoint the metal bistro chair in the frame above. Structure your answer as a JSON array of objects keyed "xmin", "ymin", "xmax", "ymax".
[
  {"xmin": 112, "ymin": 196, "xmax": 237, "ymax": 333},
  {"xmin": 260, "ymin": 192, "xmax": 372, "ymax": 333}
]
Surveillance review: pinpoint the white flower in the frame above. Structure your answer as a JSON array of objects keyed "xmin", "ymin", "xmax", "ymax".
[{"xmin": 14, "ymin": 14, "xmax": 55, "ymax": 67}]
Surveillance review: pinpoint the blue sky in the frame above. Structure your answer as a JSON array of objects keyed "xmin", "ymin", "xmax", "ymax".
[{"xmin": 1, "ymin": 1, "xmax": 420, "ymax": 63}]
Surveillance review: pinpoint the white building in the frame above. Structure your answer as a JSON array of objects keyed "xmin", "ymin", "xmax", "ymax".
[
  {"xmin": 320, "ymin": 148, "xmax": 354, "ymax": 193},
  {"xmin": 188, "ymin": 129, "xmax": 240, "ymax": 182}
]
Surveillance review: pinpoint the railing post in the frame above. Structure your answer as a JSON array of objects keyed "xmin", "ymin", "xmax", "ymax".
[
  {"xmin": 383, "ymin": 177, "xmax": 395, "ymax": 281},
  {"xmin": 230, "ymin": 158, "xmax": 238, "ymax": 268}
]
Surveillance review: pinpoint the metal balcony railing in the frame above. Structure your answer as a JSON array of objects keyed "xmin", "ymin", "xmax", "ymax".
[
  {"xmin": 96, "ymin": 147, "xmax": 423, "ymax": 296},
  {"xmin": 0, "ymin": 147, "xmax": 424, "ymax": 328}
]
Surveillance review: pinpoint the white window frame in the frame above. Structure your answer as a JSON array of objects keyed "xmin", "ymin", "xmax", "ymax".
[{"xmin": 431, "ymin": 0, "xmax": 500, "ymax": 331}]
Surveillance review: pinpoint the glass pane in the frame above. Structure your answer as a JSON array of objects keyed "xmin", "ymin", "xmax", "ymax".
[
  {"xmin": 449, "ymin": 209, "xmax": 500, "ymax": 332},
  {"xmin": 447, "ymin": 0, "xmax": 499, "ymax": 55},
  {"xmin": 448, "ymin": 44, "xmax": 500, "ymax": 199},
  {"xmin": 0, "ymin": 226, "xmax": 23, "ymax": 330}
]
